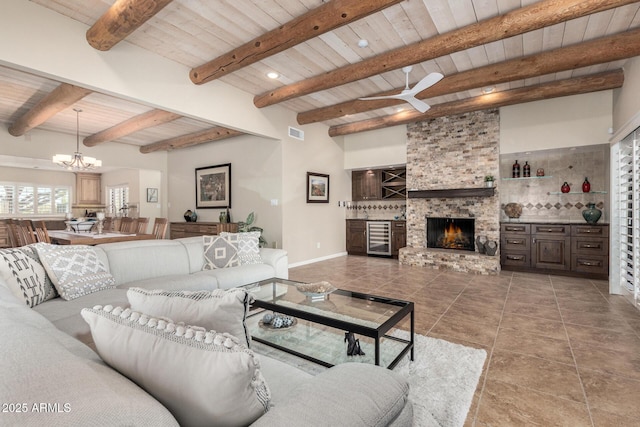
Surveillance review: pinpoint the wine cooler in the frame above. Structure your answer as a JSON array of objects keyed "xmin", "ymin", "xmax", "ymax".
[{"xmin": 366, "ymin": 221, "xmax": 392, "ymax": 256}]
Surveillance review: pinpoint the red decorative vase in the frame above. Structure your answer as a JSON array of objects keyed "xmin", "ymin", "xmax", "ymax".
[
  {"xmin": 561, "ymin": 182, "xmax": 570, "ymax": 193},
  {"xmin": 582, "ymin": 177, "xmax": 591, "ymax": 193}
]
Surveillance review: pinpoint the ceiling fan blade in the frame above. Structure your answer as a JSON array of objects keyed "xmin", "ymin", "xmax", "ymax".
[
  {"xmin": 358, "ymin": 94, "xmax": 404, "ymax": 101},
  {"xmin": 404, "ymin": 97, "xmax": 431, "ymax": 113},
  {"xmin": 408, "ymin": 72, "xmax": 444, "ymax": 95}
]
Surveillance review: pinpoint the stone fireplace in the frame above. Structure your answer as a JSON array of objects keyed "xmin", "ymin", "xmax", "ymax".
[{"xmin": 399, "ymin": 109, "xmax": 501, "ymax": 275}]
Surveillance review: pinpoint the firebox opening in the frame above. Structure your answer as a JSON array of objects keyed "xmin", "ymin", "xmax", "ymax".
[{"xmin": 427, "ymin": 217, "xmax": 475, "ymax": 252}]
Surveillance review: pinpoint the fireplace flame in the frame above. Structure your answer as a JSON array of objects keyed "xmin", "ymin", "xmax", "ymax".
[{"xmin": 443, "ymin": 222, "xmax": 464, "ymax": 247}]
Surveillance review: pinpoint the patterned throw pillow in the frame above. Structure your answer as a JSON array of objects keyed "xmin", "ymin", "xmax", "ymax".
[
  {"xmin": 127, "ymin": 287, "xmax": 253, "ymax": 348},
  {"xmin": 220, "ymin": 231, "xmax": 262, "ymax": 265},
  {"xmin": 81, "ymin": 305, "xmax": 271, "ymax": 426},
  {"xmin": 35, "ymin": 243, "xmax": 115, "ymax": 301},
  {"xmin": 0, "ymin": 247, "xmax": 56, "ymax": 307},
  {"xmin": 20, "ymin": 244, "xmax": 58, "ymax": 301},
  {"xmin": 203, "ymin": 235, "xmax": 240, "ymax": 269}
]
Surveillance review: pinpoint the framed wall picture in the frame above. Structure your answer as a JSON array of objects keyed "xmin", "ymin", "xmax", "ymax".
[
  {"xmin": 306, "ymin": 172, "xmax": 329, "ymax": 203},
  {"xmin": 146, "ymin": 187, "xmax": 158, "ymax": 203},
  {"xmin": 196, "ymin": 163, "xmax": 231, "ymax": 208}
]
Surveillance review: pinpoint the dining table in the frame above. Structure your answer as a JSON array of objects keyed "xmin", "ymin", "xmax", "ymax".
[{"xmin": 48, "ymin": 230, "xmax": 156, "ymax": 246}]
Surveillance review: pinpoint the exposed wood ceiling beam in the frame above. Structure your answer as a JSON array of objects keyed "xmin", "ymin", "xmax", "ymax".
[
  {"xmin": 140, "ymin": 127, "xmax": 244, "ymax": 153},
  {"xmin": 84, "ymin": 109, "xmax": 181, "ymax": 146},
  {"xmin": 86, "ymin": 0, "xmax": 174, "ymax": 51},
  {"xmin": 190, "ymin": 0, "xmax": 403, "ymax": 85},
  {"xmin": 254, "ymin": 0, "xmax": 635, "ymax": 108},
  {"xmin": 8, "ymin": 83, "xmax": 92, "ymax": 136},
  {"xmin": 328, "ymin": 70, "xmax": 624, "ymax": 137},
  {"xmin": 298, "ymin": 28, "xmax": 640, "ymax": 125}
]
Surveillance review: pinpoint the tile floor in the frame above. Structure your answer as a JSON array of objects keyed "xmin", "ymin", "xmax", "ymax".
[{"xmin": 288, "ymin": 255, "xmax": 640, "ymax": 427}]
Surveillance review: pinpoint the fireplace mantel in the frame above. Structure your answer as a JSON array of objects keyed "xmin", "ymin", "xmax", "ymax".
[{"xmin": 408, "ymin": 187, "xmax": 495, "ymax": 199}]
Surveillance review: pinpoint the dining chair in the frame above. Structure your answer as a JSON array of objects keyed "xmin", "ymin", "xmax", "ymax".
[
  {"xmin": 15, "ymin": 220, "xmax": 37, "ymax": 246},
  {"xmin": 152, "ymin": 217, "xmax": 169, "ymax": 239},
  {"xmin": 119, "ymin": 217, "xmax": 135, "ymax": 233},
  {"xmin": 135, "ymin": 217, "xmax": 149, "ymax": 234},
  {"xmin": 5, "ymin": 219, "xmax": 20, "ymax": 247},
  {"xmin": 102, "ymin": 217, "xmax": 114, "ymax": 232},
  {"xmin": 32, "ymin": 220, "xmax": 51, "ymax": 243}
]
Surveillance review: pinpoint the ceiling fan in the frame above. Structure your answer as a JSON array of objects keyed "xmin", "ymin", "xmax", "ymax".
[{"xmin": 359, "ymin": 66, "xmax": 444, "ymax": 113}]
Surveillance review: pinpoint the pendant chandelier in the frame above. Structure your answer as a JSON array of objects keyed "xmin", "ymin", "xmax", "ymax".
[{"xmin": 52, "ymin": 108, "xmax": 102, "ymax": 171}]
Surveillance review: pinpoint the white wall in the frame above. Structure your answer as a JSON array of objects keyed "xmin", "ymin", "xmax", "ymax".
[
  {"xmin": 343, "ymin": 125, "xmax": 407, "ymax": 170},
  {"xmin": 612, "ymin": 56, "xmax": 640, "ymax": 135},
  {"xmin": 500, "ymin": 91, "xmax": 613, "ymax": 154},
  {"xmin": 168, "ymin": 133, "xmax": 284, "ymax": 251}
]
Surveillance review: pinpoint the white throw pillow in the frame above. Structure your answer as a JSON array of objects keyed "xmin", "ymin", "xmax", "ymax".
[
  {"xmin": 81, "ymin": 305, "xmax": 271, "ymax": 427},
  {"xmin": 127, "ymin": 287, "xmax": 253, "ymax": 348},
  {"xmin": 203, "ymin": 234, "xmax": 240, "ymax": 269},
  {"xmin": 35, "ymin": 243, "xmax": 115, "ymax": 301},
  {"xmin": 220, "ymin": 231, "xmax": 262, "ymax": 265},
  {"xmin": 0, "ymin": 247, "xmax": 56, "ymax": 307}
]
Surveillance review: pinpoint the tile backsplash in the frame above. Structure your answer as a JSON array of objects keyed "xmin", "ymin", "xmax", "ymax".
[
  {"xmin": 499, "ymin": 144, "xmax": 609, "ymax": 223},
  {"xmin": 346, "ymin": 200, "xmax": 406, "ymax": 220}
]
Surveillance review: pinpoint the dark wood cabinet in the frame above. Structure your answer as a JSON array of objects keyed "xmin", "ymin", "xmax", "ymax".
[
  {"xmin": 346, "ymin": 220, "xmax": 367, "ymax": 255},
  {"xmin": 501, "ymin": 222, "xmax": 609, "ymax": 278},
  {"xmin": 531, "ymin": 224, "xmax": 571, "ymax": 272},
  {"xmin": 352, "ymin": 170, "xmax": 382, "ymax": 201},
  {"xmin": 170, "ymin": 222, "xmax": 238, "ymax": 239},
  {"xmin": 391, "ymin": 221, "xmax": 406, "ymax": 258},
  {"xmin": 500, "ymin": 223, "xmax": 531, "ymax": 268},
  {"xmin": 570, "ymin": 225, "xmax": 609, "ymax": 276}
]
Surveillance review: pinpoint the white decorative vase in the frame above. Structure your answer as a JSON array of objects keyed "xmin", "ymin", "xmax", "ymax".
[{"xmin": 485, "ymin": 181, "xmax": 494, "ymax": 188}]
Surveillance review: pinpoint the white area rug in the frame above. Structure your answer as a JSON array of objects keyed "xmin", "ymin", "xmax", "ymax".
[{"xmin": 253, "ymin": 333, "xmax": 486, "ymax": 427}]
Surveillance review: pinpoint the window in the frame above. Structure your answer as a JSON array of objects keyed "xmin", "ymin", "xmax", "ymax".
[
  {"xmin": 611, "ymin": 126, "xmax": 640, "ymax": 308},
  {"xmin": 0, "ymin": 182, "xmax": 70, "ymax": 216},
  {"xmin": 108, "ymin": 185, "xmax": 129, "ymax": 215}
]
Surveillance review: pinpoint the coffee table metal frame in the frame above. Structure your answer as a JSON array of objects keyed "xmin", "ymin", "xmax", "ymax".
[{"xmin": 245, "ymin": 278, "xmax": 414, "ymax": 369}]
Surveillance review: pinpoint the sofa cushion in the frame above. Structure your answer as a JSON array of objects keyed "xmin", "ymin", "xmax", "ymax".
[
  {"xmin": 203, "ymin": 234, "xmax": 240, "ymax": 269},
  {"xmin": 81, "ymin": 305, "xmax": 271, "ymax": 427},
  {"xmin": 97, "ymin": 240, "xmax": 190, "ymax": 286},
  {"xmin": 221, "ymin": 231, "xmax": 262, "ymax": 265},
  {"xmin": 196, "ymin": 263, "xmax": 276, "ymax": 289},
  {"xmin": 251, "ymin": 363, "xmax": 410, "ymax": 427},
  {"xmin": 127, "ymin": 287, "xmax": 253, "ymax": 347},
  {"xmin": 34, "ymin": 243, "xmax": 115, "ymax": 301},
  {"xmin": 0, "ymin": 247, "xmax": 56, "ymax": 307},
  {"xmin": 0, "ymin": 285, "xmax": 178, "ymax": 427}
]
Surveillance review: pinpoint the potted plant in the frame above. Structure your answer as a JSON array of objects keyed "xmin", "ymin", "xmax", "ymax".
[
  {"xmin": 237, "ymin": 212, "xmax": 267, "ymax": 247},
  {"xmin": 484, "ymin": 175, "xmax": 495, "ymax": 188}
]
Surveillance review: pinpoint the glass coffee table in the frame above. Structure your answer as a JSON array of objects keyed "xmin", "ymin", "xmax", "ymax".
[{"xmin": 244, "ymin": 278, "xmax": 414, "ymax": 369}]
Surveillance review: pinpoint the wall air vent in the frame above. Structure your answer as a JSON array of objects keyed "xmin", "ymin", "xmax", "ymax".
[{"xmin": 288, "ymin": 126, "xmax": 304, "ymax": 141}]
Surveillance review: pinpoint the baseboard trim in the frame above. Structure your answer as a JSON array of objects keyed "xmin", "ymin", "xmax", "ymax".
[{"xmin": 289, "ymin": 252, "xmax": 347, "ymax": 268}]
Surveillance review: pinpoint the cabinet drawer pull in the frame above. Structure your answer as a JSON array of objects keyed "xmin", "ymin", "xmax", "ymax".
[
  {"xmin": 507, "ymin": 239, "xmax": 524, "ymax": 245},
  {"xmin": 505, "ymin": 226, "xmax": 525, "ymax": 232},
  {"xmin": 506, "ymin": 255, "xmax": 524, "ymax": 261},
  {"xmin": 578, "ymin": 260, "xmax": 601, "ymax": 267},
  {"xmin": 539, "ymin": 227, "xmax": 564, "ymax": 233},
  {"xmin": 581, "ymin": 244, "xmax": 601, "ymax": 249}
]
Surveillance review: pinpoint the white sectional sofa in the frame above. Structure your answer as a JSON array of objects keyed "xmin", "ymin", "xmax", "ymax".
[{"xmin": 0, "ymin": 237, "xmax": 412, "ymax": 426}]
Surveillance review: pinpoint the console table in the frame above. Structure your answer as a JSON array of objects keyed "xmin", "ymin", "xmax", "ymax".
[{"xmin": 169, "ymin": 221, "xmax": 238, "ymax": 239}]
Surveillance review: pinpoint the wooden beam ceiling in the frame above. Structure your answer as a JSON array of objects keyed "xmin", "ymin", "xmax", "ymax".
[
  {"xmin": 140, "ymin": 126, "xmax": 244, "ymax": 153},
  {"xmin": 84, "ymin": 109, "xmax": 181, "ymax": 146},
  {"xmin": 254, "ymin": 0, "xmax": 636, "ymax": 108},
  {"xmin": 298, "ymin": 28, "xmax": 640, "ymax": 125},
  {"xmin": 189, "ymin": 0, "xmax": 403, "ymax": 85},
  {"xmin": 8, "ymin": 83, "xmax": 92, "ymax": 137},
  {"xmin": 328, "ymin": 70, "xmax": 624, "ymax": 137},
  {"xmin": 86, "ymin": 0, "xmax": 174, "ymax": 51}
]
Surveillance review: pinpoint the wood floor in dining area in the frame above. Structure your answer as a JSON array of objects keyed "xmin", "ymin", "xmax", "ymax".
[{"xmin": 288, "ymin": 255, "xmax": 640, "ymax": 427}]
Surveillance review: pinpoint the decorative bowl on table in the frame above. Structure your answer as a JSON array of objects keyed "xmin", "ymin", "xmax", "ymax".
[
  {"xmin": 66, "ymin": 220, "xmax": 95, "ymax": 232},
  {"xmin": 296, "ymin": 281, "xmax": 336, "ymax": 300}
]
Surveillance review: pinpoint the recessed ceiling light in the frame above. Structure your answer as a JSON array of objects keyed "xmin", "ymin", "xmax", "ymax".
[
  {"xmin": 357, "ymin": 39, "xmax": 369, "ymax": 48},
  {"xmin": 482, "ymin": 86, "xmax": 495, "ymax": 94},
  {"xmin": 267, "ymin": 72, "xmax": 279, "ymax": 79}
]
